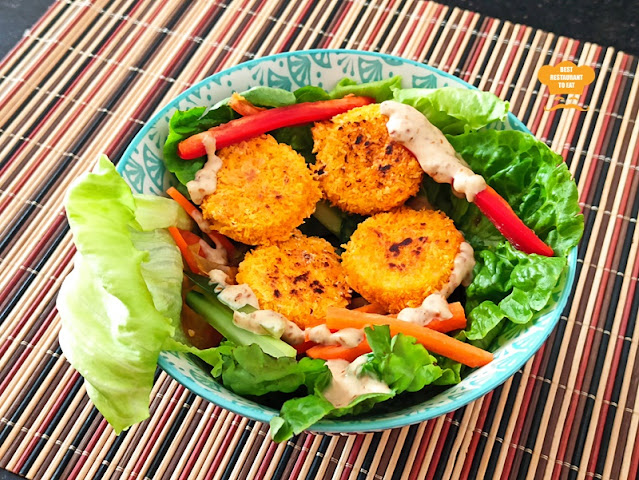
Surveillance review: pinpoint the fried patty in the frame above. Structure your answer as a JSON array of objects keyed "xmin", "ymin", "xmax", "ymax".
[
  {"xmin": 341, "ymin": 208, "xmax": 464, "ymax": 313},
  {"xmin": 201, "ymin": 134, "xmax": 321, "ymax": 245},
  {"xmin": 236, "ymin": 232, "xmax": 351, "ymax": 328},
  {"xmin": 311, "ymin": 103, "xmax": 424, "ymax": 215}
]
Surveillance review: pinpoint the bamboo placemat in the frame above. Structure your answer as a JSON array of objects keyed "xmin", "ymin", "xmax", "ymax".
[{"xmin": 0, "ymin": 0, "xmax": 637, "ymax": 478}]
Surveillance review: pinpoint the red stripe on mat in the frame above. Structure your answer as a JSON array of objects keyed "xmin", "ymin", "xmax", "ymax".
[
  {"xmin": 551, "ymin": 55, "xmax": 630, "ymax": 479},
  {"xmin": 0, "ymin": 0, "xmax": 165, "ymax": 186},
  {"xmin": 255, "ymin": 441, "xmax": 279, "ymax": 479},
  {"xmin": 578, "ymin": 54, "xmax": 628, "ymax": 204},
  {"xmin": 586, "ymin": 123, "xmax": 639, "ymax": 472},
  {"xmin": 12, "ymin": 371, "xmax": 80, "ymax": 472},
  {"xmin": 277, "ymin": 0, "xmax": 315, "ymax": 52},
  {"xmin": 398, "ymin": 1, "xmax": 429, "ymax": 54},
  {"xmin": 500, "ymin": 342, "xmax": 548, "ymax": 478},
  {"xmin": 0, "ymin": 215, "xmax": 68, "ymax": 309},
  {"xmin": 204, "ymin": 414, "xmax": 243, "ymax": 480},
  {"xmin": 319, "ymin": 1, "xmax": 352, "ymax": 49},
  {"xmin": 0, "ymin": 303, "xmax": 62, "ymax": 393},
  {"xmin": 67, "ymin": 418, "xmax": 109, "ymax": 480},
  {"xmin": 462, "ymin": 18, "xmax": 494, "ymax": 82},
  {"xmin": 287, "ymin": 433, "xmax": 314, "ymax": 479},
  {"xmin": 178, "ymin": 406, "xmax": 222, "ymax": 480},
  {"xmin": 459, "ymin": 391, "xmax": 494, "ymax": 479},
  {"xmin": 413, "ymin": 3, "xmax": 447, "ymax": 60},
  {"xmin": 408, "ymin": 418, "xmax": 437, "ymax": 480},
  {"xmin": 425, "ymin": 413, "xmax": 454, "ymax": 480},
  {"xmin": 129, "ymin": 386, "xmax": 186, "ymax": 478},
  {"xmin": 339, "ymin": 434, "xmax": 365, "ymax": 480}
]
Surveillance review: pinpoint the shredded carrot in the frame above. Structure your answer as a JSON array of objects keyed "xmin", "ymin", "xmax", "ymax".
[
  {"xmin": 325, "ymin": 307, "xmax": 493, "ymax": 368},
  {"xmin": 353, "ymin": 303, "xmax": 387, "ymax": 314},
  {"xmin": 306, "ymin": 339, "xmax": 372, "ymax": 363},
  {"xmin": 229, "ymin": 93, "xmax": 265, "ymax": 116},
  {"xmin": 166, "ymin": 187, "xmax": 235, "ymax": 254},
  {"xmin": 168, "ymin": 227, "xmax": 201, "ymax": 274}
]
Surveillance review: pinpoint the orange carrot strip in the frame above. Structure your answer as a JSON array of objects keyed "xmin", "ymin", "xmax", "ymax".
[
  {"xmin": 325, "ymin": 307, "xmax": 493, "ymax": 368},
  {"xmin": 229, "ymin": 93, "xmax": 265, "ymax": 116},
  {"xmin": 306, "ymin": 339, "xmax": 372, "ymax": 363},
  {"xmin": 353, "ymin": 303, "xmax": 387, "ymax": 314},
  {"xmin": 166, "ymin": 187, "xmax": 235, "ymax": 254},
  {"xmin": 166, "ymin": 186, "xmax": 199, "ymax": 216},
  {"xmin": 168, "ymin": 227, "xmax": 201, "ymax": 274},
  {"xmin": 423, "ymin": 302, "xmax": 467, "ymax": 332},
  {"xmin": 388, "ymin": 302, "xmax": 467, "ymax": 334}
]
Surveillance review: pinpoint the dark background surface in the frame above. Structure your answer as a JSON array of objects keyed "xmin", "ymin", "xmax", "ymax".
[{"xmin": 0, "ymin": 1, "xmax": 636, "ymax": 480}]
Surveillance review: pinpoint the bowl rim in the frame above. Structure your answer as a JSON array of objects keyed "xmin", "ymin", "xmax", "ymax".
[{"xmin": 118, "ymin": 48, "xmax": 578, "ymax": 433}]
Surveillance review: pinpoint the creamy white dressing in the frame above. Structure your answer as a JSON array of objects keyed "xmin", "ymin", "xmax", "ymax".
[
  {"xmin": 306, "ymin": 324, "xmax": 364, "ymax": 348},
  {"xmin": 198, "ymin": 239, "xmax": 228, "ymax": 266},
  {"xmin": 281, "ymin": 321, "xmax": 305, "ymax": 345},
  {"xmin": 380, "ymin": 101, "xmax": 487, "ymax": 202},
  {"xmin": 208, "ymin": 269, "xmax": 231, "ymax": 293},
  {"xmin": 439, "ymin": 241, "xmax": 476, "ymax": 297},
  {"xmin": 218, "ymin": 284, "xmax": 260, "ymax": 310},
  {"xmin": 233, "ymin": 309, "xmax": 285, "ymax": 336},
  {"xmin": 397, "ymin": 293, "xmax": 452, "ymax": 325},
  {"xmin": 322, "ymin": 357, "xmax": 391, "ymax": 408},
  {"xmin": 186, "ymin": 135, "xmax": 223, "ymax": 205},
  {"xmin": 232, "ymin": 309, "xmax": 305, "ymax": 344}
]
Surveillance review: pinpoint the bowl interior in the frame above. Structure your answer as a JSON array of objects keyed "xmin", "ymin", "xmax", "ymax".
[{"xmin": 118, "ymin": 50, "xmax": 577, "ymax": 433}]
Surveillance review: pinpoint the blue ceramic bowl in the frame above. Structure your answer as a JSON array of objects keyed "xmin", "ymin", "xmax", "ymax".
[{"xmin": 118, "ymin": 50, "xmax": 577, "ymax": 434}]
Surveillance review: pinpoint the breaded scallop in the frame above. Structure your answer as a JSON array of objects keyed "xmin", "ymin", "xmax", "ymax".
[
  {"xmin": 200, "ymin": 134, "xmax": 321, "ymax": 245},
  {"xmin": 236, "ymin": 232, "xmax": 351, "ymax": 327},
  {"xmin": 341, "ymin": 208, "xmax": 464, "ymax": 313},
  {"xmin": 311, "ymin": 103, "xmax": 424, "ymax": 215}
]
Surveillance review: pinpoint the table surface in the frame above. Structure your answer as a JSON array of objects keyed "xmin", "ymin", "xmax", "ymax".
[
  {"xmin": 1, "ymin": 1, "xmax": 638, "ymax": 479},
  {"xmin": 2, "ymin": 0, "xmax": 639, "ymax": 59}
]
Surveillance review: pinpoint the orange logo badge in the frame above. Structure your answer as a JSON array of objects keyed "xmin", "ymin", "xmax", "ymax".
[{"xmin": 537, "ymin": 61, "xmax": 595, "ymax": 111}]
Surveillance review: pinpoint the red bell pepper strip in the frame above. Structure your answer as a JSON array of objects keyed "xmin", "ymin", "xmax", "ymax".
[
  {"xmin": 294, "ymin": 340, "xmax": 316, "ymax": 356},
  {"xmin": 474, "ymin": 186, "xmax": 554, "ymax": 257},
  {"xmin": 177, "ymin": 96, "xmax": 375, "ymax": 159}
]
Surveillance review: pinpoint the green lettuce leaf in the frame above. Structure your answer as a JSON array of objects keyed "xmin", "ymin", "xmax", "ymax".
[
  {"xmin": 270, "ymin": 326, "xmax": 444, "ymax": 442},
  {"xmin": 362, "ymin": 325, "xmax": 443, "ymax": 392},
  {"xmin": 464, "ymin": 243, "xmax": 567, "ymax": 344},
  {"xmin": 328, "ymin": 76, "xmax": 402, "ymax": 102},
  {"xmin": 293, "ymin": 85, "xmax": 330, "ymax": 103},
  {"xmin": 240, "ymin": 86, "xmax": 296, "ymax": 107},
  {"xmin": 58, "ymin": 156, "xmax": 183, "ymax": 433},
  {"xmin": 422, "ymin": 129, "xmax": 581, "ymax": 346},
  {"xmin": 133, "ymin": 194, "xmax": 193, "ymax": 231},
  {"xmin": 162, "ymin": 105, "xmax": 235, "ymax": 185},
  {"xmin": 446, "ymin": 129, "xmax": 583, "ymax": 255},
  {"xmin": 204, "ymin": 342, "xmax": 329, "ymax": 396},
  {"xmin": 392, "ymin": 87, "xmax": 509, "ymax": 134}
]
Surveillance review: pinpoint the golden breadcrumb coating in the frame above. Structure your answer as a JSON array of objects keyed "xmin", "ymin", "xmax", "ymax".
[
  {"xmin": 341, "ymin": 208, "xmax": 464, "ymax": 313},
  {"xmin": 311, "ymin": 103, "xmax": 424, "ymax": 215},
  {"xmin": 200, "ymin": 134, "xmax": 321, "ymax": 245},
  {"xmin": 236, "ymin": 232, "xmax": 351, "ymax": 327}
]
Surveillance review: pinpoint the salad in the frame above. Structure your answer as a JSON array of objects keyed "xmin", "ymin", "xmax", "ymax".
[{"xmin": 57, "ymin": 75, "xmax": 583, "ymax": 442}]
